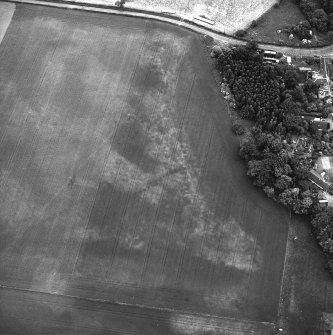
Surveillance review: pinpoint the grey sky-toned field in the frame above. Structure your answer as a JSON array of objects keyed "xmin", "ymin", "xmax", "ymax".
[{"xmin": 0, "ymin": 2, "xmax": 15, "ymax": 44}]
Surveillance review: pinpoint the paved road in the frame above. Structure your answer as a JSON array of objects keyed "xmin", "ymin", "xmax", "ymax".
[
  {"xmin": 258, "ymin": 43, "xmax": 333, "ymax": 57},
  {"xmin": 3, "ymin": 0, "xmax": 333, "ymax": 57}
]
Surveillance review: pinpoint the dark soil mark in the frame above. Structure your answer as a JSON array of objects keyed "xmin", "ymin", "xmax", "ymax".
[
  {"xmin": 0, "ymin": 218, "xmax": 13, "ymax": 253},
  {"xmin": 77, "ymin": 181, "xmax": 156, "ymax": 260},
  {"xmin": 112, "ymin": 119, "xmax": 158, "ymax": 173}
]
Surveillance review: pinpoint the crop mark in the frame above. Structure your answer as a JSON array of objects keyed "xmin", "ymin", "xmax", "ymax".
[
  {"xmin": 122, "ymin": 186, "xmax": 150, "ymax": 269},
  {"xmin": 137, "ymin": 124, "xmax": 177, "ymax": 286},
  {"xmin": 136, "ymin": 42, "xmax": 189, "ymax": 285},
  {"xmin": 111, "ymin": 29, "xmax": 166, "ymax": 173},
  {"xmin": 39, "ymin": 120, "xmax": 92, "ymax": 260},
  {"xmin": 190, "ymin": 117, "xmax": 215, "ymax": 287},
  {"xmin": 101, "ymin": 32, "xmax": 168, "ymax": 279},
  {"xmin": 169, "ymin": 74, "xmax": 197, "ymax": 284},
  {"xmin": 87, "ymin": 26, "xmax": 153, "ymax": 278},
  {"xmin": 158, "ymin": 201, "xmax": 181, "ymax": 282},
  {"xmin": 203, "ymin": 161, "xmax": 227, "ymax": 293},
  {"xmin": 244, "ymin": 208, "xmax": 262, "ymax": 301},
  {"xmin": 149, "ymin": 66, "xmax": 197, "ymax": 285},
  {"xmin": 124, "ymin": 33, "xmax": 177, "ymax": 284},
  {"xmin": 71, "ymin": 168, "xmax": 122, "ymax": 276},
  {"xmin": 70, "ymin": 21, "xmax": 149, "ymax": 277},
  {"xmin": 107, "ymin": 181, "xmax": 136, "ymax": 269},
  {"xmin": 139, "ymin": 180, "xmax": 168, "ymax": 284},
  {"xmin": 225, "ymin": 198, "xmax": 248, "ymax": 283},
  {"xmin": 209, "ymin": 186, "xmax": 236, "ymax": 285}
]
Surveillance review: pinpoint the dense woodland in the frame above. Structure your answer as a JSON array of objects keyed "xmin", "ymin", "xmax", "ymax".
[{"xmin": 216, "ymin": 41, "xmax": 333, "ymax": 274}]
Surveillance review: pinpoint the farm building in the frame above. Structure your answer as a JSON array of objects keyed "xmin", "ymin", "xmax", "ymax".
[
  {"xmin": 319, "ymin": 199, "xmax": 329, "ymax": 207},
  {"xmin": 309, "ymin": 170, "xmax": 331, "ymax": 191},
  {"xmin": 309, "ymin": 156, "xmax": 333, "ymax": 191},
  {"xmin": 262, "ymin": 50, "xmax": 279, "ymax": 64},
  {"xmin": 299, "ymin": 67, "xmax": 312, "ymax": 72}
]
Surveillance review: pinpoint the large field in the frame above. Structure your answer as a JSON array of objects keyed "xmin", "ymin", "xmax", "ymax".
[
  {"xmin": 0, "ymin": 4, "xmax": 290, "ymax": 334},
  {"xmin": 126, "ymin": 0, "xmax": 277, "ymax": 33},
  {"xmin": 66, "ymin": 0, "xmax": 277, "ymax": 33}
]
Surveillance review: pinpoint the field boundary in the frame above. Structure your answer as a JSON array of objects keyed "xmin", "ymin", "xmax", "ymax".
[
  {"xmin": 276, "ymin": 210, "xmax": 292, "ymax": 331},
  {"xmin": 0, "ymin": 283, "xmax": 276, "ymax": 330},
  {"xmin": 3, "ymin": 0, "xmax": 333, "ymax": 56}
]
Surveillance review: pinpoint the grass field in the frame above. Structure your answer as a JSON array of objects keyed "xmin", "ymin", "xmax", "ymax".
[
  {"xmin": 0, "ymin": 4, "xmax": 290, "ymax": 334},
  {"xmin": 246, "ymin": 0, "xmax": 333, "ymax": 47},
  {"xmin": 246, "ymin": 0, "xmax": 305, "ymax": 45}
]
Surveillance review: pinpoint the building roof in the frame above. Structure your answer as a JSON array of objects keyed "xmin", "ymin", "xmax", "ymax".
[
  {"xmin": 319, "ymin": 89, "xmax": 331, "ymax": 99},
  {"xmin": 309, "ymin": 170, "xmax": 330, "ymax": 191},
  {"xmin": 263, "ymin": 57, "xmax": 278, "ymax": 63},
  {"xmin": 314, "ymin": 77, "xmax": 329, "ymax": 85},
  {"xmin": 299, "ymin": 67, "xmax": 312, "ymax": 72}
]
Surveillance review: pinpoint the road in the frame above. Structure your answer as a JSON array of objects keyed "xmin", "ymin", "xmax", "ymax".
[{"xmin": 2, "ymin": 0, "xmax": 333, "ymax": 57}]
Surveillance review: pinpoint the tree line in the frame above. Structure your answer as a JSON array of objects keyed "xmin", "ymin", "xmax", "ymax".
[{"xmin": 216, "ymin": 41, "xmax": 333, "ymax": 274}]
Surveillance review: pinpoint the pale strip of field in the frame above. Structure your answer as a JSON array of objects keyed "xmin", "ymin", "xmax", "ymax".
[
  {"xmin": 0, "ymin": 3, "xmax": 15, "ymax": 45},
  {"xmin": 127, "ymin": 0, "xmax": 278, "ymax": 33},
  {"xmin": 55, "ymin": 0, "xmax": 278, "ymax": 33}
]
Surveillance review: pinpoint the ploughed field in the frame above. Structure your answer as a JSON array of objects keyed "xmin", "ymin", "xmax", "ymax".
[{"xmin": 0, "ymin": 4, "xmax": 289, "ymax": 334}]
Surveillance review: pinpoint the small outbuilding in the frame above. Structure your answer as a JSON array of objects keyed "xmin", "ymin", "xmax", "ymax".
[{"xmin": 319, "ymin": 199, "xmax": 329, "ymax": 207}]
